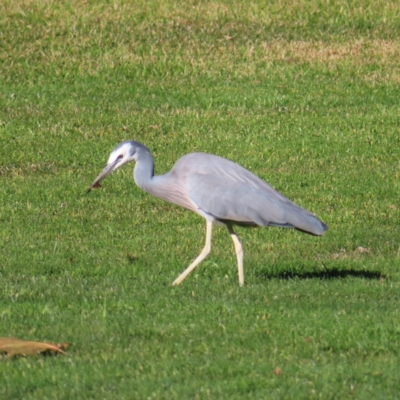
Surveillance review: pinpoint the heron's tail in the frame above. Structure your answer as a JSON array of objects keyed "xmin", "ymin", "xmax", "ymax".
[
  {"xmin": 283, "ymin": 204, "xmax": 328, "ymax": 236},
  {"xmin": 294, "ymin": 218, "xmax": 328, "ymax": 236}
]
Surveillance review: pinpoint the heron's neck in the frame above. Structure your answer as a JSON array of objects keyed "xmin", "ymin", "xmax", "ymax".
[{"xmin": 133, "ymin": 149, "xmax": 155, "ymax": 192}]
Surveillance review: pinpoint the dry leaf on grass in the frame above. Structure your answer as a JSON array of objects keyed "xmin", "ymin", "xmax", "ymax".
[
  {"xmin": 333, "ymin": 248, "xmax": 347, "ymax": 259},
  {"xmin": 0, "ymin": 337, "xmax": 69, "ymax": 357},
  {"xmin": 274, "ymin": 367, "xmax": 282, "ymax": 375}
]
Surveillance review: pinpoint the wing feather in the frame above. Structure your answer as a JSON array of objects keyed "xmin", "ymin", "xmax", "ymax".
[{"xmin": 170, "ymin": 153, "xmax": 326, "ymax": 235}]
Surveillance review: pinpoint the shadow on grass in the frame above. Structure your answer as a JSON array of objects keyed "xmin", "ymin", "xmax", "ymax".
[{"xmin": 258, "ymin": 267, "xmax": 384, "ymax": 281}]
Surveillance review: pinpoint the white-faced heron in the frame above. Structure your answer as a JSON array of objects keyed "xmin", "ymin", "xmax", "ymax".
[{"xmin": 88, "ymin": 141, "xmax": 328, "ymax": 286}]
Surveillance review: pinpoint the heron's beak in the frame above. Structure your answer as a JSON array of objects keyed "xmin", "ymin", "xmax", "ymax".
[{"xmin": 87, "ymin": 160, "xmax": 119, "ymax": 193}]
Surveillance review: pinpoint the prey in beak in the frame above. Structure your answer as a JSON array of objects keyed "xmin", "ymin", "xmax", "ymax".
[{"xmin": 87, "ymin": 158, "xmax": 121, "ymax": 193}]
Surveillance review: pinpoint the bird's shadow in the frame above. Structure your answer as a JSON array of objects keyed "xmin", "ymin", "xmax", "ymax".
[{"xmin": 257, "ymin": 266, "xmax": 384, "ymax": 281}]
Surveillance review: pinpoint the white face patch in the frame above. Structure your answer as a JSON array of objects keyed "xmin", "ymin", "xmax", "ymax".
[{"xmin": 107, "ymin": 142, "xmax": 133, "ymax": 165}]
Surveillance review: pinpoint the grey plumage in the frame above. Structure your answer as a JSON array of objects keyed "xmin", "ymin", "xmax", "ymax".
[{"xmin": 89, "ymin": 140, "xmax": 328, "ymax": 286}]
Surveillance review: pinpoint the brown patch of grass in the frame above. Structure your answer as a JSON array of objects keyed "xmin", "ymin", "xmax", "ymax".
[
  {"xmin": 261, "ymin": 39, "xmax": 400, "ymax": 65},
  {"xmin": 259, "ymin": 40, "xmax": 400, "ymax": 82},
  {"xmin": 1, "ymin": 0, "xmax": 400, "ymax": 82}
]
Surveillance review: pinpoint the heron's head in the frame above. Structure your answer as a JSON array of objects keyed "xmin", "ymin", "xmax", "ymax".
[{"xmin": 87, "ymin": 141, "xmax": 139, "ymax": 192}]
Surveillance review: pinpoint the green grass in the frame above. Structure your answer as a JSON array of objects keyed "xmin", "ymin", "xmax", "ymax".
[{"xmin": 1, "ymin": 0, "xmax": 400, "ymax": 398}]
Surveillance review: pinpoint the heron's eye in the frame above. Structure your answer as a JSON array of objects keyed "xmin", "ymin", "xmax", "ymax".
[{"xmin": 117, "ymin": 154, "xmax": 123, "ymax": 160}]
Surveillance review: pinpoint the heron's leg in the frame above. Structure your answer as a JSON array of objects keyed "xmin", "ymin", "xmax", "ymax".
[
  {"xmin": 172, "ymin": 220, "xmax": 213, "ymax": 286},
  {"xmin": 227, "ymin": 225, "xmax": 244, "ymax": 286}
]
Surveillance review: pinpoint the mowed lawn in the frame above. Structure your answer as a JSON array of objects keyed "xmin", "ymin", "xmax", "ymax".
[{"xmin": 1, "ymin": 0, "xmax": 400, "ymax": 398}]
